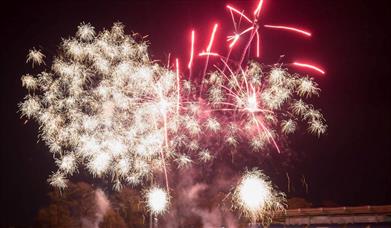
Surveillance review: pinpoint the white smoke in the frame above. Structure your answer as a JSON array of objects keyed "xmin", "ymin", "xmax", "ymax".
[
  {"xmin": 82, "ymin": 188, "xmax": 110, "ymax": 228},
  {"xmin": 193, "ymin": 207, "xmax": 238, "ymax": 228},
  {"xmin": 161, "ymin": 165, "xmax": 240, "ymax": 228}
]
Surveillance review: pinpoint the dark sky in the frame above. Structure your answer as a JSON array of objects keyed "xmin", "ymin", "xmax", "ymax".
[{"xmin": 1, "ymin": 0, "xmax": 390, "ymax": 226}]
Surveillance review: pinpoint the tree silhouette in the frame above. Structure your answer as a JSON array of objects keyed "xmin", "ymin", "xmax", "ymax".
[{"xmin": 36, "ymin": 182, "xmax": 147, "ymax": 228}]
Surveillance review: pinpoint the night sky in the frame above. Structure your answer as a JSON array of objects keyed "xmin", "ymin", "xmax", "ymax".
[{"xmin": 1, "ymin": 0, "xmax": 390, "ymax": 226}]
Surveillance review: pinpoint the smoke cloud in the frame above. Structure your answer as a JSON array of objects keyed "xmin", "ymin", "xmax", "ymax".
[
  {"xmin": 81, "ymin": 188, "xmax": 110, "ymax": 228},
  {"xmin": 159, "ymin": 164, "xmax": 240, "ymax": 228}
]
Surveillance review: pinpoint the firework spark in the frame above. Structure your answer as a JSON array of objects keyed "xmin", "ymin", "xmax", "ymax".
[
  {"xmin": 233, "ymin": 169, "xmax": 286, "ymax": 225},
  {"xmin": 26, "ymin": 48, "xmax": 45, "ymax": 67},
  {"xmin": 145, "ymin": 187, "xmax": 169, "ymax": 215}
]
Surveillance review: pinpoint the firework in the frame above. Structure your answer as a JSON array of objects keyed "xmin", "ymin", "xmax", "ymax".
[
  {"xmin": 200, "ymin": 62, "xmax": 326, "ymax": 154},
  {"xmin": 19, "ymin": 4, "xmax": 326, "ymax": 190},
  {"xmin": 145, "ymin": 187, "xmax": 170, "ymax": 215},
  {"xmin": 26, "ymin": 48, "xmax": 45, "ymax": 67},
  {"xmin": 19, "ymin": 22, "xmax": 191, "ymax": 192},
  {"xmin": 20, "ymin": 0, "xmax": 327, "ymax": 222},
  {"xmin": 232, "ymin": 169, "xmax": 286, "ymax": 225}
]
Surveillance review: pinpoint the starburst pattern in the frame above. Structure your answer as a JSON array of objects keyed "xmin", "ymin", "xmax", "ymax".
[
  {"xmin": 26, "ymin": 48, "xmax": 45, "ymax": 67},
  {"xmin": 20, "ymin": 0, "xmax": 327, "ymax": 222},
  {"xmin": 232, "ymin": 169, "xmax": 286, "ymax": 225},
  {"xmin": 201, "ymin": 63, "xmax": 326, "ymax": 153},
  {"xmin": 20, "ymin": 21, "xmax": 326, "ymax": 203},
  {"xmin": 144, "ymin": 187, "xmax": 170, "ymax": 215},
  {"xmin": 19, "ymin": 23, "xmax": 191, "ymax": 189}
]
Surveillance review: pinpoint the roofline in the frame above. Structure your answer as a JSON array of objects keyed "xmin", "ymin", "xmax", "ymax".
[
  {"xmin": 272, "ymin": 205, "xmax": 391, "ymax": 225},
  {"xmin": 281, "ymin": 205, "xmax": 391, "ymax": 217}
]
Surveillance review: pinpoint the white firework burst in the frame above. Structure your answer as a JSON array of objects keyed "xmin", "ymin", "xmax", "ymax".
[
  {"xmin": 76, "ymin": 22, "xmax": 96, "ymax": 41},
  {"xmin": 144, "ymin": 187, "xmax": 170, "ymax": 215},
  {"xmin": 20, "ymin": 23, "xmax": 195, "ymax": 189},
  {"xmin": 232, "ymin": 169, "xmax": 286, "ymax": 225},
  {"xmin": 26, "ymin": 48, "xmax": 45, "ymax": 67}
]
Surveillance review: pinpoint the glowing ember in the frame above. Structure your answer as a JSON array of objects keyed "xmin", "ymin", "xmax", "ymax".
[
  {"xmin": 145, "ymin": 187, "xmax": 169, "ymax": 215},
  {"xmin": 233, "ymin": 169, "xmax": 286, "ymax": 224}
]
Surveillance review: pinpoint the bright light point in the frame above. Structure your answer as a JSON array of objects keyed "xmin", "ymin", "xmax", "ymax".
[
  {"xmin": 145, "ymin": 187, "xmax": 169, "ymax": 215},
  {"xmin": 228, "ymin": 27, "xmax": 254, "ymax": 48},
  {"xmin": 247, "ymin": 93, "xmax": 258, "ymax": 112},
  {"xmin": 233, "ymin": 170, "xmax": 286, "ymax": 224},
  {"xmin": 239, "ymin": 175, "xmax": 267, "ymax": 211},
  {"xmin": 229, "ymin": 34, "xmax": 240, "ymax": 48},
  {"xmin": 293, "ymin": 62, "xmax": 325, "ymax": 74},
  {"xmin": 264, "ymin": 25, "xmax": 312, "ymax": 37}
]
